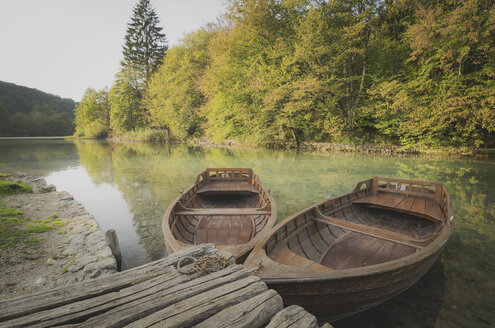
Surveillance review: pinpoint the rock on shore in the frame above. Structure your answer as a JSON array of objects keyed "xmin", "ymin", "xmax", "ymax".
[{"xmin": 0, "ymin": 173, "xmax": 117, "ymax": 300}]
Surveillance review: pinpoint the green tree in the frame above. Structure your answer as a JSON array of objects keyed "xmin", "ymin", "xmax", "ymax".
[
  {"xmin": 203, "ymin": 0, "xmax": 294, "ymax": 143},
  {"xmin": 122, "ymin": 0, "xmax": 168, "ymax": 83},
  {"xmin": 109, "ymin": 68, "xmax": 145, "ymax": 133},
  {"xmin": 0, "ymin": 101, "xmax": 11, "ymax": 136},
  {"xmin": 363, "ymin": 0, "xmax": 495, "ymax": 146},
  {"xmin": 73, "ymin": 0, "xmax": 495, "ymax": 147},
  {"xmin": 9, "ymin": 113, "xmax": 31, "ymax": 136},
  {"xmin": 74, "ymin": 88, "xmax": 110, "ymax": 138},
  {"xmin": 145, "ymin": 28, "xmax": 215, "ymax": 139}
]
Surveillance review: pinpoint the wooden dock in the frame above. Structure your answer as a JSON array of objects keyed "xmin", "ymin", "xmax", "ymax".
[{"xmin": 0, "ymin": 244, "xmax": 332, "ymax": 328}]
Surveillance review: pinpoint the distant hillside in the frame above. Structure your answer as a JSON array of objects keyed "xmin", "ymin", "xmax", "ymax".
[{"xmin": 0, "ymin": 81, "xmax": 76, "ymax": 136}]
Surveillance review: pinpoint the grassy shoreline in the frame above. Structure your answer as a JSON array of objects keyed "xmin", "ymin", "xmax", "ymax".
[{"xmin": 0, "ymin": 175, "xmax": 61, "ymax": 253}]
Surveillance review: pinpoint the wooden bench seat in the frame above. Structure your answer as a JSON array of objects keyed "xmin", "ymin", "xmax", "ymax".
[
  {"xmin": 196, "ymin": 181, "xmax": 260, "ymax": 195},
  {"xmin": 352, "ymin": 192, "xmax": 444, "ymax": 223},
  {"xmin": 269, "ymin": 243, "xmax": 329, "ymax": 272},
  {"xmin": 312, "ymin": 207, "xmax": 435, "ymax": 249},
  {"xmin": 174, "ymin": 202, "xmax": 270, "ymax": 216},
  {"xmin": 175, "ymin": 208, "xmax": 271, "ymax": 216}
]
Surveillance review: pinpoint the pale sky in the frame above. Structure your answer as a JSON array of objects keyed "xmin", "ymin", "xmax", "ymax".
[{"xmin": 0, "ymin": 0, "xmax": 226, "ymax": 101}]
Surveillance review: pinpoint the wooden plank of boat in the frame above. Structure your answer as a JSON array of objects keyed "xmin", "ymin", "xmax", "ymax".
[
  {"xmin": 174, "ymin": 203, "xmax": 271, "ymax": 216},
  {"xmin": 352, "ymin": 177, "xmax": 444, "ymax": 223},
  {"xmin": 162, "ymin": 168, "xmax": 277, "ymax": 262},
  {"xmin": 312, "ymin": 207, "xmax": 434, "ymax": 249},
  {"xmin": 175, "ymin": 208, "xmax": 271, "ymax": 215},
  {"xmin": 197, "ymin": 181, "xmax": 260, "ymax": 195},
  {"xmin": 194, "ymin": 216, "xmax": 255, "ymax": 245},
  {"xmin": 244, "ymin": 176, "xmax": 454, "ymax": 322}
]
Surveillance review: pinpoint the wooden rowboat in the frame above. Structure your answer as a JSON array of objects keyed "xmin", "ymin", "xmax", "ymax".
[
  {"xmin": 244, "ymin": 176, "xmax": 454, "ymax": 321},
  {"xmin": 162, "ymin": 168, "xmax": 277, "ymax": 262}
]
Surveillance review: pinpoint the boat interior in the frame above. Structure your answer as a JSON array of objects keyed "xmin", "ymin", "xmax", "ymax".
[
  {"xmin": 265, "ymin": 177, "xmax": 451, "ymax": 271},
  {"xmin": 168, "ymin": 168, "xmax": 272, "ymax": 246}
]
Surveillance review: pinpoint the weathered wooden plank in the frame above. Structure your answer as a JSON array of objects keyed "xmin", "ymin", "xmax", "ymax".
[
  {"xmin": 380, "ymin": 194, "xmax": 406, "ymax": 208},
  {"xmin": 313, "ymin": 208, "xmax": 427, "ymax": 249},
  {"xmin": 0, "ymin": 244, "xmax": 217, "ymax": 322},
  {"xmin": 176, "ymin": 208, "xmax": 270, "ymax": 216},
  {"xmin": 425, "ymin": 198, "xmax": 443, "ymax": 222},
  {"xmin": 73, "ymin": 265, "xmax": 248, "ymax": 328},
  {"xmin": 196, "ymin": 181, "xmax": 259, "ymax": 195},
  {"xmin": 410, "ymin": 197, "xmax": 426, "ymax": 214},
  {"xmin": 376, "ymin": 187, "xmax": 436, "ymax": 199},
  {"xmin": 5, "ymin": 266, "xmax": 245, "ymax": 328},
  {"xmin": 193, "ymin": 289, "xmax": 283, "ymax": 328},
  {"xmin": 270, "ymin": 244, "xmax": 296, "ymax": 265},
  {"xmin": 1, "ymin": 270, "xmax": 190, "ymax": 328},
  {"xmin": 320, "ymin": 323, "xmax": 335, "ymax": 328},
  {"xmin": 395, "ymin": 196, "xmax": 415, "ymax": 211},
  {"xmin": 125, "ymin": 276, "xmax": 267, "ymax": 328},
  {"xmin": 287, "ymin": 253, "xmax": 318, "ymax": 269},
  {"xmin": 195, "ymin": 216, "xmax": 254, "ymax": 245},
  {"xmin": 265, "ymin": 305, "xmax": 319, "ymax": 328}
]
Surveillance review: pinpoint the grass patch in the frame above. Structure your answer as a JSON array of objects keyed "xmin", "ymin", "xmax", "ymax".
[
  {"xmin": 0, "ymin": 205, "xmax": 26, "ymax": 248},
  {"xmin": 0, "ymin": 180, "xmax": 32, "ymax": 195},
  {"xmin": 0, "ymin": 203, "xmax": 66, "ymax": 251},
  {"xmin": 117, "ymin": 128, "xmax": 173, "ymax": 142}
]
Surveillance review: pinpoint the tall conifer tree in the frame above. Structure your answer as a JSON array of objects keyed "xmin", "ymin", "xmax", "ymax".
[{"xmin": 122, "ymin": 0, "xmax": 167, "ymax": 82}]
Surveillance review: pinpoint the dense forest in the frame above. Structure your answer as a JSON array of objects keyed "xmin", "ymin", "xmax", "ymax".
[
  {"xmin": 0, "ymin": 81, "xmax": 75, "ymax": 137},
  {"xmin": 75, "ymin": 0, "xmax": 495, "ymax": 148}
]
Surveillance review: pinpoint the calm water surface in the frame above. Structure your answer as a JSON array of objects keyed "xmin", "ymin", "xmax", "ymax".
[{"xmin": 0, "ymin": 139, "xmax": 494, "ymax": 327}]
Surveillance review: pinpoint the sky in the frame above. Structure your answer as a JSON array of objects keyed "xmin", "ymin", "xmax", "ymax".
[{"xmin": 0, "ymin": 0, "xmax": 226, "ymax": 101}]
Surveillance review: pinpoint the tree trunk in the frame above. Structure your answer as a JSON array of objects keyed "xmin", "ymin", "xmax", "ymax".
[
  {"xmin": 359, "ymin": 28, "xmax": 370, "ymax": 95},
  {"xmin": 290, "ymin": 127, "xmax": 300, "ymax": 151}
]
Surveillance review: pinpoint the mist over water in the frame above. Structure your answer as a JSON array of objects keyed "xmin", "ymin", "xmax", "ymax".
[{"xmin": 0, "ymin": 139, "xmax": 494, "ymax": 327}]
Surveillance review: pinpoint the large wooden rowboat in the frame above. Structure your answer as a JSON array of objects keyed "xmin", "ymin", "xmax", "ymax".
[
  {"xmin": 163, "ymin": 168, "xmax": 276, "ymax": 262},
  {"xmin": 244, "ymin": 176, "xmax": 454, "ymax": 321}
]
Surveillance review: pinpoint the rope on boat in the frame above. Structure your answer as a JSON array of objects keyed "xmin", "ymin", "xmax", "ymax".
[{"xmin": 177, "ymin": 255, "xmax": 231, "ymax": 275}]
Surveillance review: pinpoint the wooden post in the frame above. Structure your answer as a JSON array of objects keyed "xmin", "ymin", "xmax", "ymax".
[
  {"xmin": 105, "ymin": 229, "xmax": 122, "ymax": 271},
  {"xmin": 372, "ymin": 177, "xmax": 378, "ymax": 195},
  {"xmin": 435, "ymin": 184, "xmax": 442, "ymax": 203}
]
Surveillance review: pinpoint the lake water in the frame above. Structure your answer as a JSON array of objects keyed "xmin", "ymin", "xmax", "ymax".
[{"xmin": 0, "ymin": 139, "xmax": 493, "ymax": 327}]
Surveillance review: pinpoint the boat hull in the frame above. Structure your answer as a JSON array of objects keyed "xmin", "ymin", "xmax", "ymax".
[
  {"xmin": 244, "ymin": 176, "xmax": 454, "ymax": 321},
  {"xmin": 265, "ymin": 241, "xmax": 446, "ymax": 321},
  {"xmin": 162, "ymin": 168, "xmax": 276, "ymax": 262}
]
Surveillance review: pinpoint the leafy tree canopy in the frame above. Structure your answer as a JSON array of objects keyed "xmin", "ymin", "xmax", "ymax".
[
  {"xmin": 74, "ymin": 88, "xmax": 110, "ymax": 139},
  {"xmin": 76, "ymin": 0, "xmax": 495, "ymax": 148}
]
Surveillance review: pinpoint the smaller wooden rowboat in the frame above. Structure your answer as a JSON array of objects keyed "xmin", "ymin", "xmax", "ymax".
[
  {"xmin": 244, "ymin": 176, "xmax": 454, "ymax": 321},
  {"xmin": 162, "ymin": 168, "xmax": 277, "ymax": 262}
]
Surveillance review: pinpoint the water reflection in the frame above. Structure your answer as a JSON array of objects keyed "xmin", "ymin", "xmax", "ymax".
[
  {"xmin": 0, "ymin": 139, "xmax": 494, "ymax": 327},
  {"xmin": 0, "ymin": 139, "xmax": 79, "ymax": 175},
  {"xmin": 46, "ymin": 167, "xmax": 151, "ymax": 269}
]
